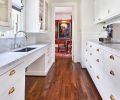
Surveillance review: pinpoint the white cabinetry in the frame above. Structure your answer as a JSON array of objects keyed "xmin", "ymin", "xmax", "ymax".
[
  {"xmin": 95, "ymin": 0, "xmax": 120, "ymax": 23},
  {"xmin": 85, "ymin": 41, "xmax": 120, "ymax": 100},
  {"xmin": 26, "ymin": 44, "xmax": 53, "ymax": 76},
  {"xmin": 95, "ymin": 0, "xmax": 107, "ymax": 23},
  {"xmin": 104, "ymin": 52, "xmax": 120, "ymax": 99},
  {"xmin": 25, "ymin": 0, "xmax": 48, "ymax": 33},
  {"xmin": 0, "ymin": 61, "xmax": 25, "ymax": 100},
  {"xmin": 0, "ymin": 0, "xmax": 12, "ymax": 27}
]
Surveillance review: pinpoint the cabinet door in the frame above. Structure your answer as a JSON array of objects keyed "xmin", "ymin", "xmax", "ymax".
[
  {"xmin": 95, "ymin": 0, "xmax": 120, "ymax": 23},
  {"xmin": 95, "ymin": 0, "xmax": 102, "ymax": 22},
  {"xmin": 108, "ymin": 0, "xmax": 120, "ymax": 18},
  {"xmin": 95, "ymin": 0, "xmax": 108, "ymax": 23},
  {"xmin": 0, "ymin": 0, "xmax": 12, "ymax": 27},
  {"xmin": 0, "ymin": 75, "xmax": 25, "ymax": 100}
]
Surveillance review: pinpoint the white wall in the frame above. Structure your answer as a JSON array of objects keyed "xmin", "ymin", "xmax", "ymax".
[
  {"xmin": 80, "ymin": 0, "xmax": 103, "ymax": 67},
  {"xmin": 55, "ymin": 13, "xmax": 72, "ymax": 20}
]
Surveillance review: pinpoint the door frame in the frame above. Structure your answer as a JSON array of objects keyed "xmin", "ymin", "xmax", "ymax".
[{"xmin": 51, "ymin": 2, "xmax": 78, "ymax": 62}]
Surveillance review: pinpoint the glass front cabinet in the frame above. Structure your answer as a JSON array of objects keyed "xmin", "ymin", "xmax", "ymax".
[
  {"xmin": 26, "ymin": 0, "xmax": 49, "ymax": 33},
  {"xmin": 0, "ymin": 0, "xmax": 12, "ymax": 27}
]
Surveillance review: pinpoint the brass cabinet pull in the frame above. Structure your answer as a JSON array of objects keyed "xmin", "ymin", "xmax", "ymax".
[
  {"xmin": 110, "ymin": 55, "xmax": 114, "ymax": 60},
  {"xmin": 110, "ymin": 70, "xmax": 115, "ymax": 76},
  {"xmin": 110, "ymin": 94, "xmax": 115, "ymax": 100},
  {"xmin": 90, "ymin": 53, "xmax": 92, "ymax": 56},
  {"xmin": 97, "ymin": 49, "xmax": 99, "ymax": 52},
  {"xmin": 90, "ymin": 45, "xmax": 92, "ymax": 48},
  {"xmin": 8, "ymin": 87, "xmax": 15, "ymax": 95},
  {"xmin": 97, "ymin": 75, "xmax": 100, "ymax": 79},
  {"xmin": 90, "ymin": 66, "xmax": 92, "ymax": 68},
  {"xmin": 96, "ymin": 59, "xmax": 99, "ymax": 62},
  {"xmin": 9, "ymin": 70, "xmax": 16, "ymax": 76}
]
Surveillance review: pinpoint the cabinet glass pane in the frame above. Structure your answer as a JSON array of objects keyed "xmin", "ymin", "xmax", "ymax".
[
  {"xmin": 0, "ymin": 0, "xmax": 8, "ymax": 22},
  {"xmin": 45, "ymin": 1, "xmax": 48, "ymax": 31},
  {"xmin": 39, "ymin": 0, "xmax": 44, "ymax": 30}
]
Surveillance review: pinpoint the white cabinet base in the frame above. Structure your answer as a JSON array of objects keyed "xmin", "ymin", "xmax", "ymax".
[{"xmin": 26, "ymin": 45, "xmax": 54, "ymax": 76}]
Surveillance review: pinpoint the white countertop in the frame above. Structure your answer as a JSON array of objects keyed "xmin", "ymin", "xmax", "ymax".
[
  {"xmin": 0, "ymin": 44, "xmax": 49, "ymax": 69},
  {"xmin": 89, "ymin": 40, "xmax": 120, "ymax": 57}
]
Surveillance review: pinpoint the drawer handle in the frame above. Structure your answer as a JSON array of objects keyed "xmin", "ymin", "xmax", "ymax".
[
  {"xmin": 97, "ymin": 49, "xmax": 99, "ymax": 52},
  {"xmin": 90, "ymin": 66, "xmax": 92, "ymax": 68},
  {"xmin": 97, "ymin": 75, "xmax": 100, "ymax": 79},
  {"xmin": 90, "ymin": 53, "xmax": 92, "ymax": 56},
  {"xmin": 90, "ymin": 45, "xmax": 92, "ymax": 48},
  {"xmin": 110, "ymin": 70, "xmax": 115, "ymax": 76},
  {"xmin": 86, "ymin": 49, "xmax": 87, "ymax": 52},
  {"xmin": 8, "ymin": 87, "xmax": 15, "ymax": 95},
  {"xmin": 9, "ymin": 70, "xmax": 16, "ymax": 76},
  {"xmin": 110, "ymin": 55, "xmax": 114, "ymax": 60},
  {"xmin": 96, "ymin": 59, "xmax": 99, "ymax": 62},
  {"xmin": 110, "ymin": 94, "xmax": 115, "ymax": 100}
]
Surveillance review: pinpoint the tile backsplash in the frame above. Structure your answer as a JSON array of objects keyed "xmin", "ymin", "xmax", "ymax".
[
  {"xmin": 0, "ymin": 38, "xmax": 26, "ymax": 53},
  {"xmin": 112, "ymin": 24, "xmax": 120, "ymax": 41},
  {"xmin": 0, "ymin": 33, "xmax": 49, "ymax": 53}
]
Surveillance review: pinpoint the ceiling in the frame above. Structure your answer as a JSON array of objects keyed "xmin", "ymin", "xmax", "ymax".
[{"xmin": 55, "ymin": 7, "xmax": 73, "ymax": 14}]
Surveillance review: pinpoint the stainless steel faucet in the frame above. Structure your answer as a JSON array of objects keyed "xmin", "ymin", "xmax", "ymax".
[{"xmin": 14, "ymin": 31, "xmax": 28, "ymax": 49}]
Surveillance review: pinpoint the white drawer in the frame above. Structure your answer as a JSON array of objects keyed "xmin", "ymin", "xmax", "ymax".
[
  {"xmin": 0, "ymin": 75, "xmax": 25, "ymax": 100},
  {"xmin": 104, "ymin": 52, "xmax": 120, "ymax": 99},
  {"xmin": 0, "ymin": 61, "xmax": 25, "ymax": 95},
  {"xmin": 0, "ymin": 60, "xmax": 24, "ymax": 76},
  {"xmin": 105, "ymin": 52, "xmax": 120, "ymax": 66},
  {"xmin": 88, "ymin": 67, "xmax": 107, "ymax": 100},
  {"xmin": 104, "ymin": 52, "xmax": 120, "ymax": 86},
  {"xmin": 93, "ymin": 46, "xmax": 104, "ymax": 58}
]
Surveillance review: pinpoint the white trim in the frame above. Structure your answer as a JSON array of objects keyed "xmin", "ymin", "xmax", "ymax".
[
  {"xmin": 26, "ymin": 71, "xmax": 47, "ymax": 76},
  {"xmin": 51, "ymin": 2, "xmax": 78, "ymax": 62}
]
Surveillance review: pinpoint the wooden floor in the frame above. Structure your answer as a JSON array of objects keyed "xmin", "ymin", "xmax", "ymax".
[{"xmin": 25, "ymin": 57, "xmax": 102, "ymax": 100}]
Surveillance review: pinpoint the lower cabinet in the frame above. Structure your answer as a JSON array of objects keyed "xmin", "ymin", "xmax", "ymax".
[
  {"xmin": 0, "ymin": 62, "xmax": 25, "ymax": 100},
  {"xmin": 45, "ymin": 44, "xmax": 53, "ymax": 72},
  {"xmin": 0, "ymin": 76, "xmax": 25, "ymax": 100},
  {"xmin": 85, "ymin": 41, "xmax": 120, "ymax": 100},
  {"xmin": 26, "ymin": 44, "xmax": 53, "ymax": 76}
]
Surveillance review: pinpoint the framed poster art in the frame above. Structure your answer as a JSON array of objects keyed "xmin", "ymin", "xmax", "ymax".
[{"xmin": 58, "ymin": 21, "xmax": 71, "ymax": 39}]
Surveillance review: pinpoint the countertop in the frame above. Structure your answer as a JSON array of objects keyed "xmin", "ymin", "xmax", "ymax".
[
  {"xmin": 0, "ymin": 44, "xmax": 50, "ymax": 69},
  {"xmin": 88, "ymin": 40, "xmax": 120, "ymax": 57}
]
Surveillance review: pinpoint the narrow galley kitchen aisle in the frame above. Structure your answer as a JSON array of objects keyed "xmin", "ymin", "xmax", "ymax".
[{"xmin": 25, "ymin": 56, "xmax": 102, "ymax": 100}]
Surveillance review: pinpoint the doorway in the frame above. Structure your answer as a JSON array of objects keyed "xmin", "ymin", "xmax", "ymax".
[
  {"xmin": 55, "ymin": 7, "xmax": 72, "ymax": 58},
  {"xmin": 51, "ymin": 3, "xmax": 78, "ymax": 62}
]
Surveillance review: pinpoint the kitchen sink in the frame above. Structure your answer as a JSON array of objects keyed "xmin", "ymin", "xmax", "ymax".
[{"xmin": 14, "ymin": 47, "xmax": 36, "ymax": 52}]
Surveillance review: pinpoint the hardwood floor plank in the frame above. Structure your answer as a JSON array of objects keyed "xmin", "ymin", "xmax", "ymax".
[{"xmin": 25, "ymin": 57, "xmax": 102, "ymax": 100}]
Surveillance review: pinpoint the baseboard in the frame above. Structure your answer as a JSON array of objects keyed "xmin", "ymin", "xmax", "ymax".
[
  {"xmin": 25, "ymin": 71, "xmax": 47, "ymax": 76},
  {"xmin": 25, "ymin": 60, "xmax": 54, "ymax": 76}
]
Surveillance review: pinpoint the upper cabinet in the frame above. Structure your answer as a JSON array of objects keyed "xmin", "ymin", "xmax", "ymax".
[
  {"xmin": 0, "ymin": 0, "xmax": 12, "ymax": 27},
  {"xmin": 26, "ymin": 0, "xmax": 49, "ymax": 33},
  {"xmin": 95, "ymin": 0, "xmax": 120, "ymax": 23}
]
